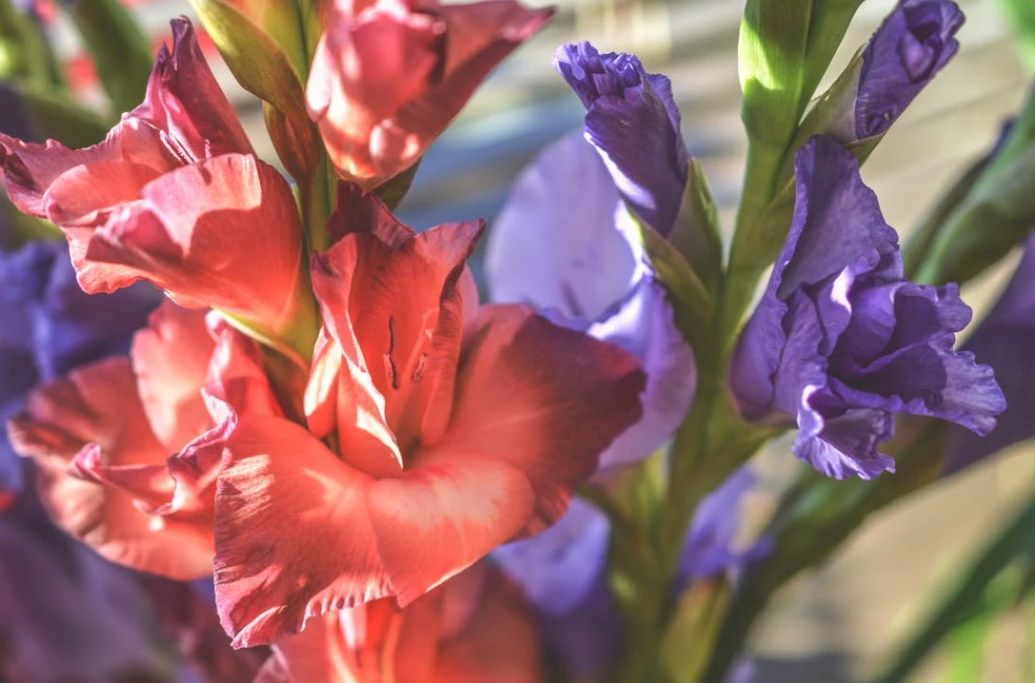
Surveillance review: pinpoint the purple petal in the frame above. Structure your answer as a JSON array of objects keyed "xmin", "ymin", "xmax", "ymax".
[
  {"xmin": 734, "ymin": 136, "xmax": 1002, "ymax": 480},
  {"xmin": 794, "ymin": 408, "xmax": 897, "ymax": 480},
  {"xmin": 554, "ymin": 41, "xmax": 688, "ymax": 236},
  {"xmin": 947, "ymin": 234, "xmax": 1035, "ymax": 473},
  {"xmin": 677, "ymin": 468, "xmax": 765, "ymax": 587},
  {"xmin": 732, "ymin": 136, "xmax": 898, "ymax": 421},
  {"xmin": 540, "ymin": 573, "xmax": 624, "ymax": 680},
  {"xmin": 588, "ymin": 273, "xmax": 696, "ymax": 469},
  {"xmin": 856, "ymin": 0, "xmax": 964, "ymax": 137},
  {"xmin": 0, "ymin": 502, "xmax": 160, "ymax": 681},
  {"xmin": 0, "ymin": 242, "xmax": 160, "ymax": 382},
  {"xmin": 486, "ymin": 132, "xmax": 635, "ymax": 322},
  {"xmin": 493, "ymin": 498, "xmax": 610, "ymax": 617}
]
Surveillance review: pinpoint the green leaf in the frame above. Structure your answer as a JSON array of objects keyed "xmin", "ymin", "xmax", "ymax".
[
  {"xmin": 628, "ymin": 207, "xmax": 714, "ymax": 367},
  {"xmin": 0, "ymin": 0, "xmax": 62, "ymax": 86},
  {"xmin": 375, "ymin": 159, "xmax": 422, "ymax": 211},
  {"xmin": 191, "ymin": 0, "xmax": 320, "ymax": 181},
  {"xmin": 993, "ymin": 0, "xmax": 1035, "ymax": 73},
  {"xmin": 10, "ymin": 81, "xmax": 111, "ymax": 147},
  {"xmin": 866, "ymin": 491, "xmax": 1035, "ymax": 683},
  {"xmin": 669, "ymin": 159, "xmax": 724, "ymax": 298},
  {"xmin": 64, "ymin": 0, "xmax": 153, "ymax": 114},
  {"xmin": 801, "ymin": 0, "xmax": 867, "ymax": 107},
  {"xmin": 914, "ymin": 84, "xmax": 1035, "ymax": 286},
  {"xmin": 738, "ymin": 0, "xmax": 812, "ymax": 150},
  {"xmin": 661, "ymin": 580, "xmax": 732, "ymax": 683}
]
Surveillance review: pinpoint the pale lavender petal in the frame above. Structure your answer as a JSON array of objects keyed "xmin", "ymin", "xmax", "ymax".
[
  {"xmin": 588, "ymin": 273, "xmax": 696, "ymax": 469},
  {"xmin": 493, "ymin": 498, "xmax": 610, "ymax": 617},
  {"xmin": 486, "ymin": 131, "xmax": 635, "ymax": 322},
  {"xmin": 554, "ymin": 41, "xmax": 688, "ymax": 236}
]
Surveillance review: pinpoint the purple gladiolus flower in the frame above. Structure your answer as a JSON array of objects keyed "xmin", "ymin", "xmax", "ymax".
[
  {"xmin": 731, "ymin": 135, "xmax": 1004, "ymax": 480},
  {"xmin": 494, "ymin": 471, "xmax": 759, "ymax": 680},
  {"xmin": 487, "ymin": 131, "xmax": 696, "ymax": 470},
  {"xmin": 554, "ymin": 41, "xmax": 688, "ymax": 236},
  {"xmin": 945, "ymin": 233, "xmax": 1035, "ymax": 474},
  {"xmin": 856, "ymin": 0, "xmax": 963, "ymax": 138}
]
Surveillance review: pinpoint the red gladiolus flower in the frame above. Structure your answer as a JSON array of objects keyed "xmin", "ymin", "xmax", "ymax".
[
  {"xmin": 256, "ymin": 562, "xmax": 542, "ymax": 683},
  {"xmin": 8, "ymin": 302, "xmax": 280, "ymax": 580},
  {"xmin": 0, "ymin": 19, "xmax": 313, "ymax": 349},
  {"xmin": 306, "ymin": 0, "xmax": 553, "ymax": 185},
  {"xmin": 212, "ymin": 185, "xmax": 645, "ymax": 647}
]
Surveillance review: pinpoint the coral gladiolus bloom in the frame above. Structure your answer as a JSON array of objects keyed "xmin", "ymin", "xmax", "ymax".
[
  {"xmin": 306, "ymin": 0, "xmax": 552, "ymax": 185},
  {"xmin": 8, "ymin": 303, "xmax": 280, "ymax": 580},
  {"xmin": 256, "ymin": 563, "xmax": 542, "ymax": 683},
  {"xmin": 0, "ymin": 19, "xmax": 312, "ymax": 345},
  {"xmin": 213, "ymin": 185, "xmax": 645, "ymax": 647}
]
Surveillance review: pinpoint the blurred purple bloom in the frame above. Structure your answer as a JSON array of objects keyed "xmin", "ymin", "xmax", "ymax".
[
  {"xmin": 731, "ymin": 136, "xmax": 1004, "ymax": 480},
  {"xmin": 487, "ymin": 131, "xmax": 695, "ymax": 470},
  {"xmin": 0, "ymin": 497, "xmax": 162, "ymax": 683},
  {"xmin": 0, "ymin": 85, "xmax": 33, "ymax": 153},
  {"xmin": 554, "ymin": 41, "xmax": 688, "ymax": 236},
  {"xmin": 945, "ymin": 233, "xmax": 1035, "ymax": 474},
  {"xmin": 676, "ymin": 468, "xmax": 769, "ymax": 590},
  {"xmin": 0, "ymin": 241, "xmax": 159, "ymax": 494},
  {"xmin": 856, "ymin": 0, "xmax": 963, "ymax": 138},
  {"xmin": 495, "ymin": 470, "xmax": 758, "ymax": 680}
]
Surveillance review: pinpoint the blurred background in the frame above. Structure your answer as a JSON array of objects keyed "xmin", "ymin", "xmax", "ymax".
[{"xmin": 31, "ymin": 0, "xmax": 1035, "ymax": 680}]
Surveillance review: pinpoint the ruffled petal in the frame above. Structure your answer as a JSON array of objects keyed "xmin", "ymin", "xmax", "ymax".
[
  {"xmin": 8, "ymin": 358, "xmax": 214, "ymax": 578},
  {"xmin": 131, "ymin": 302, "xmax": 214, "ymax": 451},
  {"xmin": 135, "ymin": 19, "xmax": 255, "ymax": 161},
  {"xmin": 77, "ymin": 154, "xmax": 305, "ymax": 337},
  {"xmin": 213, "ymin": 416, "xmax": 393, "ymax": 648},
  {"xmin": 435, "ymin": 304, "xmax": 645, "ymax": 531}
]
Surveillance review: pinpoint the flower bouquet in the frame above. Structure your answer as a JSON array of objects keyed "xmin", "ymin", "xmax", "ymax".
[{"xmin": 1, "ymin": 0, "xmax": 1035, "ymax": 681}]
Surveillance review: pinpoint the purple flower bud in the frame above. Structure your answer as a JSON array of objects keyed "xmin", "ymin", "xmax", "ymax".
[
  {"xmin": 856, "ymin": 0, "xmax": 963, "ymax": 138},
  {"xmin": 731, "ymin": 136, "xmax": 1004, "ymax": 480},
  {"xmin": 554, "ymin": 41, "xmax": 689, "ymax": 236}
]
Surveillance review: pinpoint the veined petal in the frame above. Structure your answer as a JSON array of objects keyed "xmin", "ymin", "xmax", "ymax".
[
  {"xmin": 213, "ymin": 416, "xmax": 393, "ymax": 648},
  {"xmin": 78, "ymin": 154, "xmax": 305, "ymax": 337},
  {"xmin": 131, "ymin": 302, "xmax": 214, "ymax": 451},
  {"xmin": 8, "ymin": 358, "xmax": 214, "ymax": 578},
  {"xmin": 432, "ymin": 304, "xmax": 645, "ymax": 533}
]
